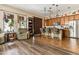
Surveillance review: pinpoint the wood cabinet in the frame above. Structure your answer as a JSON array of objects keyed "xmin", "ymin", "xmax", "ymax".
[
  {"xmin": 62, "ymin": 29, "xmax": 70, "ymax": 38},
  {"xmin": 34, "ymin": 17, "xmax": 42, "ymax": 34},
  {"xmin": 28, "ymin": 17, "xmax": 42, "ymax": 36},
  {"xmin": 60, "ymin": 17, "xmax": 65, "ymax": 25},
  {"xmin": 44, "ymin": 14, "xmax": 79, "ymax": 26},
  {"xmin": 5, "ymin": 33, "xmax": 17, "ymax": 42},
  {"xmin": 52, "ymin": 18, "xmax": 57, "ymax": 25},
  {"xmin": 45, "ymin": 20, "xmax": 49, "ymax": 26},
  {"xmin": 56, "ymin": 17, "xmax": 61, "ymax": 23},
  {"xmin": 69, "ymin": 15, "xmax": 75, "ymax": 21},
  {"xmin": 75, "ymin": 14, "xmax": 79, "ymax": 19},
  {"xmin": 64, "ymin": 16, "xmax": 69, "ymax": 24}
]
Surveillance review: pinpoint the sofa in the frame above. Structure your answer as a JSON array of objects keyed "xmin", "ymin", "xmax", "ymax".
[
  {"xmin": 17, "ymin": 28, "xmax": 29, "ymax": 40},
  {"xmin": 0, "ymin": 33, "xmax": 5, "ymax": 44}
]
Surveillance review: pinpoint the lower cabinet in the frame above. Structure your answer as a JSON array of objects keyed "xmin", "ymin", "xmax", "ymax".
[{"xmin": 5, "ymin": 33, "xmax": 17, "ymax": 42}]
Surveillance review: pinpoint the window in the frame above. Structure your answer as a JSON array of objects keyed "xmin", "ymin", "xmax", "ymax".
[
  {"xmin": 18, "ymin": 16, "xmax": 26, "ymax": 28},
  {"xmin": 3, "ymin": 13, "xmax": 14, "ymax": 33}
]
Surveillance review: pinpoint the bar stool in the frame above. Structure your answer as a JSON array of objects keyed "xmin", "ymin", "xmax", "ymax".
[
  {"xmin": 46, "ymin": 28, "xmax": 51, "ymax": 38},
  {"xmin": 51, "ymin": 27, "xmax": 59, "ymax": 39},
  {"xmin": 40, "ymin": 28, "xmax": 45, "ymax": 37}
]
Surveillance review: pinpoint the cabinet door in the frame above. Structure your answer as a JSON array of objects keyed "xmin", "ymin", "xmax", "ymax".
[
  {"xmin": 51, "ymin": 18, "xmax": 56, "ymax": 25},
  {"xmin": 49, "ymin": 20, "xmax": 52, "ymax": 25},
  {"xmin": 56, "ymin": 17, "xmax": 61, "ymax": 23},
  {"xmin": 45, "ymin": 20, "xmax": 49, "ymax": 26},
  {"xmin": 75, "ymin": 14, "xmax": 79, "ymax": 20},
  {"xmin": 34, "ymin": 17, "xmax": 42, "ymax": 34},
  {"xmin": 60, "ymin": 17, "xmax": 65, "ymax": 25},
  {"xmin": 69, "ymin": 15, "xmax": 75, "ymax": 21},
  {"xmin": 64, "ymin": 16, "xmax": 69, "ymax": 24}
]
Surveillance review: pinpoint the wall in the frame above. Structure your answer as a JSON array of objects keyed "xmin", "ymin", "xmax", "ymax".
[
  {"xmin": 0, "ymin": 5, "xmax": 42, "ymax": 33},
  {"xmin": 0, "ymin": 5, "xmax": 39, "ymax": 17}
]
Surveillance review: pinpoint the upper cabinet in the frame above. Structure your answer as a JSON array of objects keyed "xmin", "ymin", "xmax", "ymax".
[
  {"xmin": 69, "ymin": 15, "xmax": 75, "ymax": 21},
  {"xmin": 60, "ymin": 17, "xmax": 65, "ymax": 25},
  {"xmin": 64, "ymin": 16, "xmax": 69, "ymax": 24},
  {"xmin": 75, "ymin": 14, "xmax": 79, "ymax": 20},
  {"xmin": 45, "ymin": 20, "xmax": 49, "ymax": 26}
]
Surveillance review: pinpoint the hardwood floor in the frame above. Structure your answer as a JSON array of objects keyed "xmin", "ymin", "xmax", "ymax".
[
  {"xmin": 0, "ymin": 36, "xmax": 78, "ymax": 55},
  {"xmin": 35, "ymin": 36, "xmax": 79, "ymax": 54}
]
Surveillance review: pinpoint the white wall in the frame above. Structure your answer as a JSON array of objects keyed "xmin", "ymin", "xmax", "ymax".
[
  {"xmin": 0, "ymin": 5, "xmax": 37, "ymax": 16},
  {"xmin": 0, "ymin": 11, "xmax": 4, "ymax": 31},
  {"xmin": 0, "ymin": 5, "xmax": 42, "ymax": 33}
]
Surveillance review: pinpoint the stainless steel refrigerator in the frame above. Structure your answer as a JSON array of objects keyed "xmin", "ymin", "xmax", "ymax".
[{"xmin": 68, "ymin": 20, "xmax": 79, "ymax": 38}]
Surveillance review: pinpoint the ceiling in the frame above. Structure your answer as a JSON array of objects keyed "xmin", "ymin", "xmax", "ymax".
[{"xmin": 7, "ymin": 4, "xmax": 79, "ymax": 18}]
